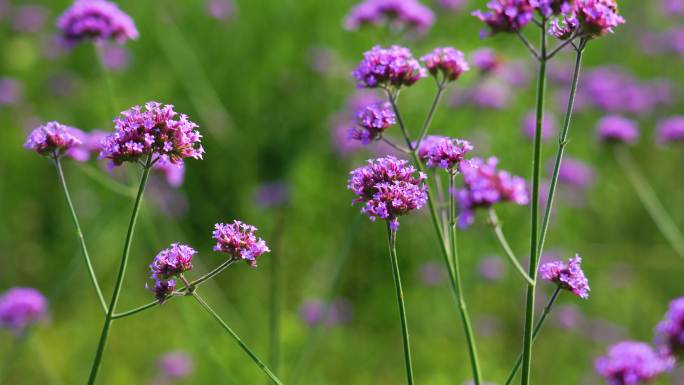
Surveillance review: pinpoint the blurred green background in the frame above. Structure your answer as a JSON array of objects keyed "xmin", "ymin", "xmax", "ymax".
[{"xmin": 0, "ymin": 0, "xmax": 683, "ymax": 384}]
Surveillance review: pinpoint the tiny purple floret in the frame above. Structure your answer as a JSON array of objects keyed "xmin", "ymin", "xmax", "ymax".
[{"xmin": 539, "ymin": 254, "xmax": 590, "ymax": 298}]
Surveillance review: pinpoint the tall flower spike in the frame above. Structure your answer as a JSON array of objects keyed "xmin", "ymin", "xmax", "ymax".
[
  {"xmin": 424, "ymin": 137, "xmax": 473, "ymax": 171},
  {"xmin": 347, "ymin": 156, "xmax": 428, "ymax": 230},
  {"xmin": 352, "ymin": 45, "xmax": 426, "ymax": 89},
  {"xmin": 539, "ymin": 254, "xmax": 590, "ymax": 298},
  {"xmin": 349, "ymin": 101, "xmax": 397, "ymax": 144},
  {"xmin": 24, "ymin": 121, "xmax": 82, "ymax": 157},
  {"xmin": 595, "ymin": 341, "xmax": 674, "ymax": 385},
  {"xmin": 344, "ymin": 0, "xmax": 435, "ymax": 34},
  {"xmin": 421, "ymin": 47, "xmax": 470, "ymax": 82},
  {"xmin": 655, "ymin": 296, "xmax": 684, "ymax": 359},
  {"xmin": 149, "ymin": 243, "xmax": 196, "ymax": 280},
  {"xmin": 213, "ymin": 220, "xmax": 270, "ymax": 267},
  {"xmin": 57, "ymin": 0, "xmax": 139, "ymax": 45},
  {"xmin": 596, "ymin": 115, "xmax": 639, "ymax": 144},
  {"xmin": 100, "ymin": 102, "xmax": 204, "ymax": 167},
  {"xmin": 472, "ymin": 0, "xmax": 535, "ymax": 37},
  {"xmin": 0, "ymin": 287, "xmax": 47, "ymax": 332}
]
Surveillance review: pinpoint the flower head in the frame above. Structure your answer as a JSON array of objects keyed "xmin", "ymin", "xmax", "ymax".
[
  {"xmin": 0, "ymin": 77, "xmax": 23, "ymax": 106},
  {"xmin": 421, "ymin": 47, "xmax": 470, "ymax": 82},
  {"xmin": 656, "ymin": 116, "xmax": 684, "ymax": 145},
  {"xmin": 157, "ymin": 351, "xmax": 194, "ymax": 379},
  {"xmin": 152, "ymin": 155, "xmax": 185, "ymax": 188},
  {"xmin": 655, "ymin": 296, "xmax": 684, "ymax": 359},
  {"xmin": 149, "ymin": 243, "xmax": 196, "ymax": 280},
  {"xmin": 595, "ymin": 341, "xmax": 674, "ymax": 385},
  {"xmin": 348, "ymin": 156, "xmax": 428, "ymax": 230},
  {"xmin": 147, "ymin": 279, "xmax": 176, "ymax": 304},
  {"xmin": 539, "ymin": 254, "xmax": 590, "ymax": 298},
  {"xmin": 0, "ymin": 287, "xmax": 47, "ymax": 332},
  {"xmin": 531, "ymin": 0, "xmax": 574, "ymax": 16},
  {"xmin": 100, "ymin": 102, "xmax": 204, "ymax": 167},
  {"xmin": 472, "ymin": 0, "xmax": 535, "ymax": 37},
  {"xmin": 349, "ymin": 101, "xmax": 397, "ymax": 144},
  {"xmin": 549, "ymin": 14, "xmax": 579, "ymax": 39},
  {"xmin": 352, "ymin": 45, "xmax": 426, "ymax": 89},
  {"xmin": 555, "ymin": 157, "xmax": 594, "ymax": 189},
  {"xmin": 24, "ymin": 121, "xmax": 82, "ymax": 157},
  {"xmin": 344, "ymin": 0, "xmax": 435, "ymax": 33},
  {"xmin": 212, "ymin": 220, "xmax": 270, "ymax": 267},
  {"xmin": 416, "ymin": 135, "xmax": 447, "ymax": 160},
  {"xmin": 596, "ymin": 115, "xmax": 639, "ymax": 144},
  {"xmin": 574, "ymin": 0, "xmax": 625, "ymax": 38},
  {"xmin": 57, "ymin": 0, "xmax": 139, "ymax": 45},
  {"xmin": 424, "ymin": 137, "xmax": 473, "ymax": 171},
  {"xmin": 471, "ymin": 48, "xmax": 501, "ymax": 74}
]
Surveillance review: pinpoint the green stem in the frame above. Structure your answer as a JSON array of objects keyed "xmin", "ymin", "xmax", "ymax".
[
  {"xmin": 54, "ymin": 157, "xmax": 108, "ymax": 314},
  {"xmin": 191, "ymin": 292, "xmax": 284, "ymax": 385},
  {"xmin": 487, "ymin": 209, "xmax": 534, "ymax": 286},
  {"xmin": 614, "ymin": 147, "xmax": 684, "ymax": 260},
  {"xmin": 503, "ymin": 287, "xmax": 562, "ymax": 385},
  {"xmin": 385, "ymin": 223, "xmax": 415, "ymax": 385},
  {"xmin": 521, "ymin": 17, "xmax": 548, "ymax": 385},
  {"xmin": 86, "ymin": 156, "xmax": 153, "ymax": 385},
  {"xmin": 414, "ymin": 79, "xmax": 446, "ymax": 150}
]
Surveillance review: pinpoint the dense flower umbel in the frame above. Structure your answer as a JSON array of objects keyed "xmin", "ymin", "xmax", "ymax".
[
  {"xmin": 539, "ymin": 255, "xmax": 590, "ymax": 298},
  {"xmin": 149, "ymin": 243, "xmax": 196, "ymax": 280},
  {"xmin": 0, "ymin": 287, "xmax": 47, "ymax": 332},
  {"xmin": 348, "ymin": 156, "xmax": 428, "ymax": 230},
  {"xmin": 24, "ymin": 121, "xmax": 82, "ymax": 157},
  {"xmin": 100, "ymin": 102, "xmax": 204, "ymax": 167},
  {"xmin": 472, "ymin": 0, "xmax": 535, "ymax": 37},
  {"xmin": 421, "ymin": 47, "xmax": 470, "ymax": 82},
  {"xmin": 655, "ymin": 296, "xmax": 684, "ymax": 359},
  {"xmin": 352, "ymin": 45, "xmax": 426, "ymax": 89},
  {"xmin": 212, "ymin": 221, "xmax": 270, "ymax": 267},
  {"xmin": 455, "ymin": 157, "xmax": 529, "ymax": 228},
  {"xmin": 349, "ymin": 101, "xmax": 397, "ymax": 144},
  {"xmin": 595, "ymin": 341, "xmax": 674, "ymax": 385},
  {"xmin": 344, "ymin": 0, "xmax": 435, "ymax": 33},
  {"xmin": 574, "ymin": 0, "xmax": 625, "ymax": 38},
  {"xmin": 424, "ymin": 137, "xmax": 473, "ymax": 171},
  {"xmin": 596, "ymin": 115, "xmax": 639, "ymax": 144},
  {"xmin": 656, "ymin": 116, "xmax": 684, "ymax": 145},
  {"xmin": 57, "ymin": 0, "xmax": 139, "ymax": 45},
  {"xmin": 147, "ymin": 279, "xmax": 176, "ymax": 304}
]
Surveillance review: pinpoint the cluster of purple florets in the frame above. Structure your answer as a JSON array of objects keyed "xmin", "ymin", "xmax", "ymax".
[
  {"xmin": 655, "ymin": 296, "xmax": 684, "ymax": 359},
  {"xmin": 0, "ymin": 287, "xmax": 47, "ymax": 333},
  {"xmin": 348, "ymin": 156, "xmax": 428, "ymax": 230},
  {"xmin": 24, "ymin": 121, "xmax": 82, "ymax": 157},
  {"xmin": 100, "ymin": 102, "xmax": 204, "ymax": 167},
  {"xmin": 472, "ymin": 0, "xmax": 535, "ymax": 37},
  {"xmin": 421, "ymin": 137, "xmax": 473, "ymax": 172},
  {"xmin": 344, "ymin": 0, "xmax": 434, "ymax": 33},
  {"xmin": 352, "ymin": 45, "xmax": 426, "ymax": 89},
  {"xmin": 596, "ymin": 115, "xmax": 639, "ymax": 144},
  {"xmin": 421, "ymin": 47, "xmax": 470, "ymax": 82},
  {"xmin": 57, "ymin": 0, "xmax": 139, "ymax": 45},
  {"xmin": 149, "ymin": 243, "xmax": 196, "ymax": 280},
  {"xmin": 212, "ymin": 220, "xmax": 270, "ymax": 267},
  {"xmin": 656, "ymin": 116, "xmax": 684, "ymax": 145},
  {"xmin": 572, "ymin": 0, "xmax": 626, "ymax": 38},
  {"xmin": 538, "ymin": 254, "xmax": 591, "ymax": 298},
  {"xmin": 595, "ymin": 341, "xmax": 674, "ymax": 385},
  {"xmin": 349, "ymin": 101, "xmax": 397, "ymax": 144}
]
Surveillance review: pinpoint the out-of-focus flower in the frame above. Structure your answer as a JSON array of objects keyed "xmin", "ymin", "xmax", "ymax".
[
  {"xmin": 100, "ymin": 43, "xmax": 131, "ymax": 72},
  {"xmin": 596, "ymin": 115, "xmax": 639, "ymax": 144},
  {"xmin": 349, "ymin": 101, "xmax": 397, "ymax": 144},
  {"xmin": 348, "ymin": 156, "xmax": 428, "ymax": 230},
  {"xmin": 663, "ymin": 0, "xmax": 684, "ymax": 14},
  {"xmin": 555, "ymin": 157, "xmax": 594, "ymax": 189},
  {"xmin": 0, "ymin": 77, "xmax": 23, "ymax": 106},
  {"xmin": 157, "ymin": 351, "xmax": 194, "ymax": 379},
  {"xmin": 213, "ymin": 220, "xmax": 270, "ymax": 267},
  {"xmin": 57, "ymin": 0, "xmax": 139, "ymax": 45},
  {"xmin": 455, "ymin": 157, "xmax": 529, "ymax": 228},
  {"xmin": 471, "ymin": 48, "xmax": 501, "ymax": 74},
  {"xmin": 472, "ymin": 0, "xmax": 535, "ymax": 37},
  {"xmin": 522, "ymin": 110, "xmax": 557, "ymax": 141},
  {"xmin": 655, "ymin": 296, "xmax": 684, "ymax": 359},
  {"xmin": 421, "ymin": 47, "xmax": 470, "ymax": 82},
  {"xmin": 539, "ymin": 254, "xmax": 590, "ymax": 298},
  {"xmin": 438, "ymin": 0, "xmax": 468, "ymax": 11},
  {"xmin": 24, "ymin": 121, "xmax": 82, "ymax": 157},
  {"xmin": 419, "ymin": 261, "xmax": 445, "ymax": 286},
  {"xmin": 423, "ymin": 137, "xmax": 473, "ymax": 171},
  {"xmin": 531, "ymin": 0, "xmax": 573, "ymax": 16},
  {"xmin": 206, "ymin": 0, "xmax": 236, "ymax": 21},
  {"xmin": 344, "ymin": 0, "xmax": 434, "ymax": 34},
  {"xmin": 551, "ymin": 304, "xmax": 586, "ymax": 330},
  {"xmin": 12, "ymin": 5, "xmax": 48, "ymax": 33},
  {"xmin": 299, "ymin": 298, "xmax": 353, "ymax": 327},
  {"xmin": 467, "ymin": 80, "xmax": 512, "ymax": 110},
  {"xmin": 253, "ymin": 181, "xmax": 290, "ymax": 209},
  {"xmin": 656, "ymin": 116, "xmax": 684, "ymax": 146},
  {"xmin": 595, "ymin": 341, "xmax": 674, "ymax": 385},
  {"xmin": 0, "ymin": 287, "xmax": 47, "ymax": 332},
  {"xmin": 152, "ymin": 156, "xmax": 185, "ymax": 188},
  {"xmin": 352, "ymin": 45, "xmax": 426, "ymax": 89},
  {"xmin": 479, "ymin": 256, "xmax": 506, "ymax": 281},
  {"xmin": 149, "ymin": 243, "xmax": 196, "ymax": 280},
  {"xmin": 147, "ymin": 279, "xmax": 176, "ymax": 304},
  {"xmin": 497, "ymin": 60, "xmax": 531, "ymax": 87}
]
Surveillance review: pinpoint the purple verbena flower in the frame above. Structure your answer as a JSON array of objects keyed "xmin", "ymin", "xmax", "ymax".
[
  {"xmin": 416, "ymin": 135, "xmax": 447, "ymax": 161},
  {"xmin": 157, "ymin": 351, "xmax": 194, "ymax": 379},
  {"xmin": 549, "ymin": 14, "xmax": 579, "ymax": 39},
  {"xmin": 479, "ymin": 256, "xmax": 506, "ymax": 281},
  {"xmin": 349, "ymin": 101, "xmax": 397, "ymax": 144},
  {"xmin": 57, "ymin": 0, "xmax": 139, "ymax": 45},
  {"xmin": 0, "ymin": 287, "xmax": 47, "ymax": 332},
  {"xmin": 344, "ymin": 0, "xmax": 435, "ymax": 34},
  {"xmin": 299, "ymin": 298, "xmax": 353, "ymax": 327},
  {"xmin": 574, "ymin": 0, "xmax": 625, "ymax": 38},
  {"xmin": 206, "ymin": 0, "xmax": 235, "ymax": 21},
  {"xmin": 596, "ymin": 341, "xmax": 674, "ymax": 385},
  {"xmin": 522, "ymin": 110, "xmax": 557, "ymax": 141},
  {"xmin": 152, "ymin": 155, "xmax": 185, "ymax": 188},
  {"xmin": 149, "ymin": 243, "xmax": 196, "ymax": 280},
  {"xmin": 555, "ymin": 157, "xmax": 594, "ymax": 189},
  {"xmin": 530, "ymin": 0, "xmax": 573, "ymax": 16},
  {"xmin": 24, "ymin": 121, "xmax": 82, "ymax": 157},
  {"xmin": 471, "ymin": 48, "xmax": 501, "ymax": 74},
  {"xmin": 539, "ymin": 254, "xmax": 590, "ymax": 298},
  {"xmin": 352, "ymin": 45, "xmax": 426, "ymax": 89},
  {"xmin": 0, "ymin": 77, "xmax": 22, "ymax": 106},
  {"xmin": 348, "ymin": 156, "xmax": 428, "ymax": 230},
  {"xmin": 147, "ymin": 279, "xmax": 176, "ymax": 304},
  {"xmin": 421, "ymin": 47, "xmax": 470, "ymax": 82},
  {"xmin": 419, "ymin": 261, "xmax": 445, "ymax": 286},
  {"xmin": 100, "ymin": 102, "xmax": 204, "ymax": 167},
  {"xmin": 472, "ymin": 0, "xmax": 535, "ymax": 37},
  {"xmin": 100, "ymin": 43, "xmax": 131, "ymax": 71},
  {"xmin": 656, "ymin": 116, "xmax": 684, "ymax": 145},
  {"xmin": 596, "ymin": 115, "xmax": 639, "ymax": 144},
  {"xmin": 552, "ymin": 304, "xmax": 586, "ymax": 330},
  {"xmin": 655, "ymin": 296, "xmax": 684, "ymax": 359},
  {"xmin": 424, "ymin": 137, "xmax": 473, "ymax": 171},
  {"xmin": 213, "ymin": 220, "xmax": 270, "ymax": 267}
]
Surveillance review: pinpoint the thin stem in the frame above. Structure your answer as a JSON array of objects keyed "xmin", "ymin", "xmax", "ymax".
[
  {"xmin": 86, "ymin": 156, "xmax": 153, "ymax": 385},
  {"xmin": 385, "ymin": 223, "xmax": 415, "ymax": 385},
  {"xmin": 487, "ymin": 209, "xmax": 534, "ymax": 286},
  {"xmin": 538, "ymin": 42, "xmax": 585, "ymax": 256},
  {"xmin": 54, "ymin": 157, "xmax": 108, "ymax": 314},
  {"xmin": 382, "ymin": 137, "xmax": 412, "ymax": 154},
  {"xmin": 414, "ymin": 79, "xmax": 447, "ymax": 150},
  {"xmin": 520, "ymin": 17, "xmax": 548, "ymax": 385},
  {"xmin": 614, "ymin": 147, "xmax": 684, "ymax": 260},
  {"xmin": 503, "ymin": 287, "xmax": 562, "ymax": 385},
  {"xmin": 191, "ymin": 292, "xmax": 284, "ymax": 385},
  {"xmin": 546, "ymin": 35, "xmax": 585, "ymax": 60},
  {"xmin": 386, "ymin": 89, "xmax": 415, "ymax": 151},
  {"xmin": 517, "ymin": 32, "xmax": 541, "ymax": 61}
]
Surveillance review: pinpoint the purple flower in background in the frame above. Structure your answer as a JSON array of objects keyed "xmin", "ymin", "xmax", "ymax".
[
  {"xmin": 348, "ymin": 156, "xmax": 428, "ymax": 230},
  {"xmin": 531, "ymin": 0, "xmax": 573, "ymax": 16},
  {"xmin": 0, "ymin": 77, "xmax": 23, "ymax": 106},
  {"xmin": 299, "ymin": 298, "xmax": 353, "ymax": 327},
  {"xmin": 497, "ymin": 60, "xmax": 532, "ymax": 87},
  {"xmin": 552, "ymin": 304, "xmax": 586, "ymax": 330},
  {"xmin": 213, "ymin": 220, "xmax": 270, "ymax": 267},
  {"xmin": 12, "ymin": 5, "xmax": 48, "ymax": 33},
  {"xmin": 596, "ymin": 341, "xmax": 674, "ymax": 385},
  {"xmin": 350, "ymin": 101, "xmax": 397, "ymax": 144},
  {"xmin": 555, "ymin": 157, "xmax": 594, "ymax": 189},
  {"xmin": 663, "ymin": 0, "xmax": 684, "ymax": 15},
  {"xmin": 656, "ymin": 116, "xmax": 684, "ymax": 145},
  {"xmin": 24, "ymin": 121, "xmax": 82, "ymax": 157},
  {"xmin": 479, "ymin": 256, "xmax": 506, "ymax": 281},
  {"xmin": 468, "ymin": 80, "xmax": 513, "ymax": 110},
  {"xmin": 64, "ymin": 128, "xmax": 93, "ymax": 162},
  {"xmin": 421, "ymin": 47, "xmax": 470, "ymax": 82},
  {"xmin": 596, "ymin": 115, "xmax": 639, "ymax": 144},
  {"xmin": 419, "ymin": 261, "xmax": 445, "ymax": 286},
  {"xmin": 147, "ymin": 279, "xmax": 176, "ymax": 304},
  {"xmin": 100, "ymin": 43, "xmax": 131, "ymax": 71},
  {"xmin": 655, "ymin": 296, "xmax": 684, "ymax": 359},
  {"xmin": 0, "ymin": 288, "xmax": 47, "ymax": 332},
  {"xmin": 206, "ymin": 0, "xmax": 235, "ymax": 21},
  {"xmin": 352, "ymin": 45, "xmax": 426, "ymax": 89},
  {"xmin": 455, "ymin": 157, "xmax": 529, "ymax": 228},
  {"xmin": 344, "ymin": 0, "xmax": 435, "ymax": 34},
  {"xmin": 149, "ymin": 243, "xmax": 196, "ymax": 280},
  {"xmin": 424, "ymin": 137, "xmax": 473, "ymax": 171},
  {"xmin": 580, "ymin": 67, "xmax": 667, "ymax": 115},
  {"xmin": 472, "ymin": 0, "xmax": 535, "ymax": 37},
  {"xmin": 438, "ymin": 0, "xmax": 468, "ymax": 11},
  {"xmin": 539, "ymin": 254, "xmax": 590, "ymax": 298},
  {"xmin": 152, "ymin": 156, "xmax": 185, "ymax": 188},
  {"xmin": 253, "ymin": 181, "xmax": 290, "ymax": 208},
  {"xmin": 157, "ymin": 351, "xmax": 194, "ymax": 379},
  {"xmin": 574, "ymin": 0, "xmax": 626, "ymax": 38},
  {"xmin": 471, "ymin": 48, "xmax": 501, "ymax": 74},
  {"xmin": 522, "ymin": 110, "xmax": 557, "ymax": 141},
  {"xmin": 100, "ymin": 102, "xmax": 204, "ymax": 167},
  {"xmin": 57, "ymin": 0, "xmax": 139, "ymax": 45}
]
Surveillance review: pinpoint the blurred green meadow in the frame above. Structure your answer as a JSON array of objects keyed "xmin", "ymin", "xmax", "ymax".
[{"xmin": 0, "ymin": 0, "xmax": 683, "ymax": 384}]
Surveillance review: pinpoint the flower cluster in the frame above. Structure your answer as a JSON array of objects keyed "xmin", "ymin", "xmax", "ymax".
[
  {"xmin": 348, "ymin": 156, "xmax": 428, "ymax": 230},
  {"xmin": 538, "ymin": 254, "xmax": 590, "ymax": 298},
  {"xmin": 349, "ymin": 101, "xmax": 397, "ymax": 144},
  {"xmin": 149, "ymin": 243, "xmax": 196, "ymax": 280},
  {"xmin": 100, "ymin": 102, "xmax": 204, "ymax": 167},
  {"xmin": 157, "ymin": 351, "xmax": 194, "ymax": 380},
  {"xmin": 420, "ymin": 47, "xmax": 470, "ymax": 82},
  {"xmin": 596, "ymin": 115, "xmax": 639, "ymax": 144},
  {"xmin": 148, "ymin": 279, "xmax": 176, "ymax": 304},
  {"xmin": 656, "ymin": 116, "xmax": 684, "ymax": 145},
  {"xmin": 530, "ymin": 0, "xmax": 574, "ymax": 16},
  {"xmin": 595, "ymin": 341, "xmax": 674, "ymax": 385},
  {"xmin": 344, "ymin": 0, "xmax": 434, "ymax": 33},
  {"xmin": 423, "ymin": 137, "xmax": 473, "ymax": 171},
  {"xmin": 57, "ymin": 0, "xmax": 139, "ymax": 45},
  {"xmin": 455, "ymin": 157, "xmax": 529, "ymax": 228},
  {"xmin": 472, "ymin": 0, "xmax": 535, "ymax": 37},
  {"xmin": 24, "ymin": 121, "xmax": 82, "ymax": 157},
  {"xmin": 552, "ymin": 0, "xmax": 625, "ymax": 40},
  {"xmin": 471, "ymin": 48, "xmax": 501, "ymax": 74},
  {"xmin": 352, "ymin": 45, "xmax": 426, "ymax": 89},
  {"xmin": 416, "ymin": 135, "xmax": 447, "ymax": 160},
  {"xmin": 0, "ymin": 287, "xmax": 47, "ymax": 332},
  {"xmin": 212, "ymin": 220, "xmax": 270, "ymax": 267},
  {"xmin": 655, "ymin": 296, "xmax": 684, "ymax": 359},
  {"xmin": 549, "ymin": 14, "xmax": 579, "ymax": 40}
]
